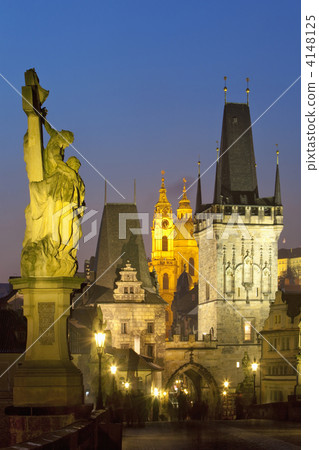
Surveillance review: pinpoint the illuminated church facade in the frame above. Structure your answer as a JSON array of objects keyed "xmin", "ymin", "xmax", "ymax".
[{"xmin": 150, "ymin": 173, "xmax": 198, "ymax": 332}]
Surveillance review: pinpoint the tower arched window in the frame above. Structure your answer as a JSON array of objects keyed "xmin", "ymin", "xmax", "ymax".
[
  {"xmin": 206, "ymin": 283, "xmax": 210, "ymax": 300},
  {"xmin": 189, "ymin": 258, "xmax": 194, "ymax": 276},
  {"xmin": 163, "ymin": 273, "xmax": 169, "ymax": 290},
  {"xmin": 162, "ymin": 236, "xmax": 168, "ymax": 252}
]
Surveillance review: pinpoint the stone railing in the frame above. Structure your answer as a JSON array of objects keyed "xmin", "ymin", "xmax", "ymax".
[
  {"xmin": 5, "ymin": 410, "xmax": 122, "ymax": 449},
  {"xmin": 194, "ymin": 204, "xmax": 283, "ymax": 232},
  {"xmin": 166, "ymin": 334, "xmax": 218, "ymax": 348}
]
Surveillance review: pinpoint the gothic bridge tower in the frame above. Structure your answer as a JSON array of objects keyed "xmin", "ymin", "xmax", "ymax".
[{"xmin": 194, "ymin": 88, "xmax": 283, "ymax": 366}]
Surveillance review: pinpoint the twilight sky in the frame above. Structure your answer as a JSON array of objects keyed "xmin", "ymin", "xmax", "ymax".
[{"xmin": 0, "ymin": 0, "xmax": 300, "ymax": 282}]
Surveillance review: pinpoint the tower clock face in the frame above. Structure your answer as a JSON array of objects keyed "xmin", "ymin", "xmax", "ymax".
[{"xmin": 162, "ymin": 219, "xmax": 169, "ymax": 229}]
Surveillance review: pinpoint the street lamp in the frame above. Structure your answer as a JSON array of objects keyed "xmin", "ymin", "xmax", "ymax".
[
  {"xmin": 222, "ymin": 381, "xmax": 229, "ymax": 418},
  {"xmin": 251, "ymin": 358, "xmax": 258, "ymax": 404},
  {"xmin": 110, "ymin": 365, "xmax": 117, "ymax": 395},
  {"xmin": 94, "ymin": 331, "xmax": 106, "ymax": 410}
]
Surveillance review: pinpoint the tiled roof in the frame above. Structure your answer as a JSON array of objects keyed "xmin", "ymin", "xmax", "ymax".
[
  {"xmin": 90, "ymin": 202, "xmax": 166, "ymax": 305},
  {"xmin": 278, "ymin": 248, "xmax": 301, "ymax": 259},
  {"xmin": 214, "ymin": 103, "xmax": 259, "ymax": 205},
  {"xmin": 105, "ymin": 347, "xmax": 163, "ymax": 372}
]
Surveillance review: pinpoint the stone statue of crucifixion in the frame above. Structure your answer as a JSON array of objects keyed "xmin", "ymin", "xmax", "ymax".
[{"xmin": 21, "ymin": 69, "xmax": 85, "ymax": 277}]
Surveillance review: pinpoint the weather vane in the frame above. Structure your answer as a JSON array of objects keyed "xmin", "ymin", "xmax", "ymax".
[
  {"xmin": 224, "ymin": 76, "xmax": 227, "ymax": 104},
  {"xmin": 246, "ymin": 77, "xmax": 250, "ymax": 105},
  {"xmin": 182, "ymin": 177, "xmax": 187, "ymax": 192}
]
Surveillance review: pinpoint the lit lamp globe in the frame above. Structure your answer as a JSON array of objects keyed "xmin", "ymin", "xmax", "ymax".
[
  {"xmin": 110, "ymin": 365, "xmax": 117, "ymax": 375},
  {"xmin": 251, "ymin": 358, "xmax": 258, "ymax": 405},
  {"xmin": 223, "ymin": 380, "xmax": 229, "ymax": 389},
  {"xmin": 94, "ymin": 331, "xmax": 106, "ymax": 410},
  {"xmin": 94, "ymin": 332, "xmax": 106, "ymax": 354},
  {"xmin": 252, "ymin": 360, "xmax": 258, "ymax": 372}
]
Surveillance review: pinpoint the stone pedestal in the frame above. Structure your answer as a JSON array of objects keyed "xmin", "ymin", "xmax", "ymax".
[{"xmin": 10, "ymin": 277, "xmax": 85, "ymax": 407}]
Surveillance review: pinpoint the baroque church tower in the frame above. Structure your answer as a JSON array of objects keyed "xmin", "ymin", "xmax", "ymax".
[
  {"xmin": 151, "ymin": 171, "xmax": 198, "ymax": 333},
  {"xmin": 194, "ymin": 92, "xmax": 283, "ymax": 345}
]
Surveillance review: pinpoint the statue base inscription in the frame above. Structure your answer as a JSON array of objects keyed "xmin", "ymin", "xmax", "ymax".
[{"xmin": 10, "ymin": 277, "xmax": 85, "ymax": 407}]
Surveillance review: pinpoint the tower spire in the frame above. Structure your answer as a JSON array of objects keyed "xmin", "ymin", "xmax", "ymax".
[
  {"xmin": 134, "ymin": 179, "xmax": 136, "ymax": 204},
  {"xmin": 177, "ymin": 177, "xmax": 192, "ymax": 219},
  {"xmin": 214, "ymin": 98, "xmax": 258, "ymax": 204},
  {"xmin": 104, "ymin": 179, "xmax": 107, "ymax": 205},
  {"xmin": 246, "ymin": 77, "xmax": 250, "ymax": 105},
  {"xmin": 274, "ymin": 144, "xmax": 282, "ymax": 205},
  {"xmin": 196, "ymin": 158, "xmax": 202, "ymax": 214},
  {"xmin": 156, "ymin": 170, "xmax": 170, "ymax": 206},
  {"xmin": 182, "ymin": 177, "xmax": 187, "ymax": 197},
  {"xmin": 224, "ymin": 76, "xmax": 227, "ymax": 104},
  {"xmin": 213, "ymin": 141, "xmax": 221, "ymax": 203}
]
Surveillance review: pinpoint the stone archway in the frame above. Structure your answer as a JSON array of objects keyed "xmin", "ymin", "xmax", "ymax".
[{"xmin": 165, "ymin": 362, "xmax": 220, "ymax": 418}]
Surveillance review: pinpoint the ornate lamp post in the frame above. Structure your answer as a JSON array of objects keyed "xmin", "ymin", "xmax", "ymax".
[
  {"xmin": 251, "ymin": 358, "xmax": 258, "ymax": 404},
  {"xmin": 223, "ymin": 380, "xmax": 230, "ymax": 418},
  {"xmin": 94, "ymin": 331, "xmax": 106, "ymax": 410},
  {"xmin": 110, "ymin": 365, "xmax": 117, "ymax": 395}
]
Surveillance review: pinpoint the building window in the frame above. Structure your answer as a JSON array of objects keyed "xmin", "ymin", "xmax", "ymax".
[
  {"xmin": 130, "ymin": 287, "xmax": 134, "ymax": 294},
  {"xmin": 189, "ymin": 258, "xmax": 194, "ymax": 276},
  {"xmin": 238, "ymin": 287, "xmax": 240, "ymax": 297},
  {"xmin": 147, "ymin": 322, "xmax": 154, "ymax": 334},
  {"xmin": 146, "ymin": 344, "xmax": 154, "ymax": 358},
  {"xmin": 206, "ymin": 283, "xmax": 210, "ymax": 300},
  {"xmin": 163, "ymin": 273, "xmax": 169, "ymax": 290},
  {"xmin": 256, "ymin": 287, "xmax": 259, "ymax": 297},
  {"xmin": 162, "ymin": 236, "xmax": 168, "ymax": 251},
  {"xmin": 244, "ymin": 321, "xmax": 252, "ymax": 341},
  {"xmin": 124, "ymin": 287, "xmax": 128, "ymax": 294},
  {"xmin": 121, "ymin": 323, "xmax": 128, "ymax": 334},
  {"xmin": 286, "ymin": 337, "xmax": 290, "ymax": 350},
  {"xmin": 281, "ymin": 337, "xmax": 290, "ymax": 351}
]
